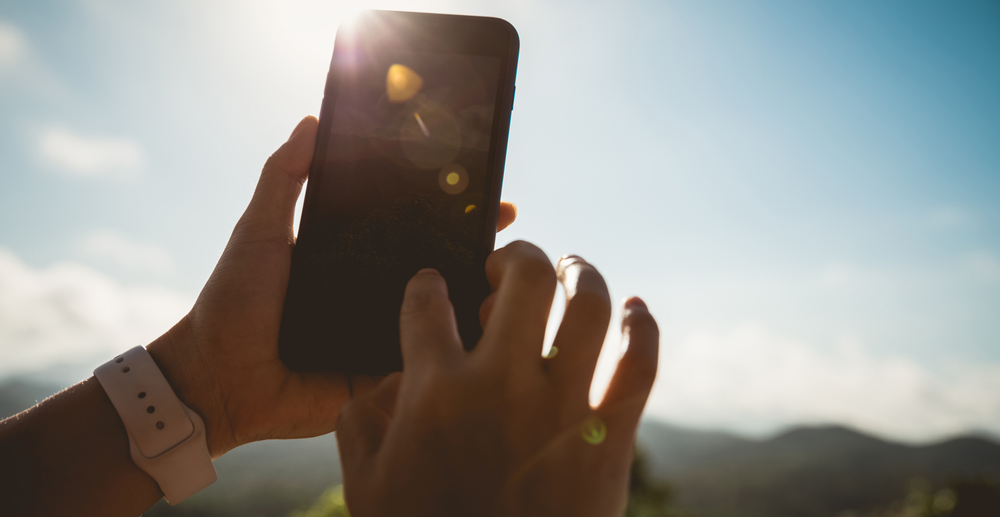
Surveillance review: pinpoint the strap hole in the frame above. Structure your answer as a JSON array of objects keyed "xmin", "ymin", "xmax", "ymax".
[
  {"xmin": 156, "ymin": 421, "xmax": 165, "ymax": 430},
  {"xmin": 122, "ymin": 366, "xmax": 130, "ymax": 373},
  {"xmin": 138, "ymin": 392, "xmax": 146, "ymax": 399},
  {"xmin": 115, "ymin": 357, "xmax": 124, "ymax": 363},
  {"xmin": 146, "ymin": 406, "xmax": 155, "ymax": 414}
]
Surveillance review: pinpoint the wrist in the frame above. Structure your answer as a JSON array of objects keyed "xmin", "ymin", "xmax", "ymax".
[{"xmin": 145, "ymin": 316, "xmax": 235, "ymax": 459}]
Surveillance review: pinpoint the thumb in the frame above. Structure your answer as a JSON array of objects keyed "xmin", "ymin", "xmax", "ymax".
[
  {"xmin": 336, "ymin": 373, "xmax": 402, "ymax": 474},
  {"xmin": 239, "ymin": 115, "xmax": 318, "ymax": 240}
]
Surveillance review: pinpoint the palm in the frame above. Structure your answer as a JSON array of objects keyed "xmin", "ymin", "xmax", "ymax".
[{"xmin": 183, "ymin": 219, "xmax": 359, "ymax": 450}]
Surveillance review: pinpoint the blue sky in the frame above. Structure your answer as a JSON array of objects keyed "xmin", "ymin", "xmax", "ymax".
[{"xmin": 1, "ymin": 0, "xmax": 998, "ymax": 442}]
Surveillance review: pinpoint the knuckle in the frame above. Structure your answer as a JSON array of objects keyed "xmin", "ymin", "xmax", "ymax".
[
  {"xmin": 484, "ymin": 249, "xmax": 504, "ymax": 279},
  {"xmin": 506, "ymin": 240, "xmax": 550, "ymax": 261},
  {"xmin": 626, "ymin": 344, "xmax": 660, "ymax": 385},
  {"xmin": 634, "ymin": 349, "xmax": 659, "ymax": 376},
  {"xmin": 402, "ymin": 285, "xmax": 451, "ymax": 318},
  {"xmin": 512, "ymin": 255, "xmax": 557, "ymax": 289},
  {"xmin": 506, "ymin": 239, "xmax": 538, "ymax": 253},
  {"xmin": 262, "ymin": 153, "xmax": 306, "ymax": 185},
  {"xmin": 402, "ymin": 294, "xmax": 451, "ymax": 318},
  {"xmin": 335, "ymin": 400, "xmax": 361, "ymax": 429},
  {"xmin": 263, "ymin": 152, "xmax": 281, "ymax": 170},
  {"xmin": 262, "ymin": 154, "xmax": 289, "ymax": 178},
  {"xmin": 570, "ymin": 288, "xmax": 613, "ymax": 319},
  {"xmin": 230, "ymin": 219, "xmax": 289, "ymax": 247},
  {"xmin": 567, "ymin": 267, "xmax": 611, "ymax": 303}
]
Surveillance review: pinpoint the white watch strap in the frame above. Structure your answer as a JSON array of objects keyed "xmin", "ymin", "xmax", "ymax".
[{"xmin": 95, "ymin": 346, "xmax": 217, "ymax": 505}]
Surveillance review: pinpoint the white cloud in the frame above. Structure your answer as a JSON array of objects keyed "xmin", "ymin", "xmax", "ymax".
[
  {"xmin": 645, "ymin": 324, "xmax": 1000, "ymax": 443},
  {"xmin": 38, "ymin": 128, "xmax": 143, "ymax": 177},
  {"xmin": 0, "ymin": 247, "xmax": 192, "ymax": 381},
  {"xmin": 77, "ymin": 229, "xmax": 174, "ymax": 276},
  {"xmin": 0, "ymin": 20, "xmax": 25, "ymax": 69}
]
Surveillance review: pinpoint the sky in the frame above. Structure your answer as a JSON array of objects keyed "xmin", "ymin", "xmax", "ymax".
[{"xmin": 0, "ymin": 0, "xmax": 998, "ymax": 444}]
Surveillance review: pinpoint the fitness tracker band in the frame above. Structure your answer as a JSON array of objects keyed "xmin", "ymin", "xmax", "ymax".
[{"xmin": 94, "ymin": 346, "xmax": 217, "ymax": 505}]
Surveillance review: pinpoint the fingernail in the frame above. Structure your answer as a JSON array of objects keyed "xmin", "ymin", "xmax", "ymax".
[
  {"xmin": 416, "ymin": 268, "xmax": 440, "ymax": 276},
  {"xmin": 558, "ymin": 254, "xmax": 585, "ymax": 267},
  {"xmin": 624, "ymin": 296, "xmax": 647, "ymax": 310}
]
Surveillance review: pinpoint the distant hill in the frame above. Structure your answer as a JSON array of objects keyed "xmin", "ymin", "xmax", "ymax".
[
  {"xmin": 144, "ymin": 435, "xmax": 342, "ymax": 517},
  {"xmin": 0, "ymin": 379, "xmax": 66, "ymax": 419},
  {"xmin": 3, "ymin": 381, "xmax": 998, "ymax": 516},
  {"xmin": 638, "ymin": 420, "xmax": 1000, "ymax": 517}
]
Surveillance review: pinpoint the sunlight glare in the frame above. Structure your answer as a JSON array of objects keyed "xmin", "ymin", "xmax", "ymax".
[{"xmin": 388, "ymin": 64, "xmax": 423, "ymax": 103}]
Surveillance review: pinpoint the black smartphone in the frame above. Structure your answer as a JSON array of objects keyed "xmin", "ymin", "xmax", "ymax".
[{"xmin": 278, "ymin": 10, "xmax": 519, "ymax": 375}]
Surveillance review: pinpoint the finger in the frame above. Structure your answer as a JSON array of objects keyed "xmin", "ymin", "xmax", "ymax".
[
  {"xmin": 497, "ymin": 201, "xmax": 517, "ymax": 232},
  {"xmin": 479, "ymin": 292, "xmax": 498, "ymax": 329},
  {"xmin": 481, "ymin": 241, "xmax": 557, "ymax": 361},
  {"xmin": 336, "ymin": 373, "xmax": 402, "ymax": 473},
  {"xmin": 597, "ymin": 297, "xmax": 659, "ymax": 427},
  {"xmin": 347, "ymin": 374, "xmax": 385, "ymax": 399},
  {"xmin": 238, "ymin": 116, "xmax": 318, "ymax": 242},
  {"xmin": 400, "ymin": 269, "xmax": 463, "ymax": 369},
  {"xmin": 548, "ymin": 256, "xmax": 612, "ymax": 409},
  {"xmin": 358, "ymin": 372, "xmax": 402, "ymax": 418}
]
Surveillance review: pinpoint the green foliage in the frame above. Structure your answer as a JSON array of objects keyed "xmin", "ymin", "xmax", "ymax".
[
  {"xmin": 288, "ymin": 451, "xmax": 685, "ymax": 517},
  {"xmin": 856, "ymin": 475, "xmax": 1000, "ymax": 517},
  {"xmin": 626, "ymin": 448, "xmax": 685, "ymax": 517},
  {"xmin": 288, "ymin": 486, "xmax": 350, "ymax": 517}
]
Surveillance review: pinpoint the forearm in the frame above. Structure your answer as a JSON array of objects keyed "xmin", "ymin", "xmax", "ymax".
[{"xmin": 0, "ymin": 377, "xmax": 163, "ymax": 516}]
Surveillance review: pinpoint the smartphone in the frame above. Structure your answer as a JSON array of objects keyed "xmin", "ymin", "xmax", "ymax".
[{"xmin": 278, "ymin": 10, "xmax": 519, "ymax": 375}]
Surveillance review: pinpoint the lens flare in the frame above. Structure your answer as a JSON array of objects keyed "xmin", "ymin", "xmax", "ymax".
[
  {"xmin": 438, "ymin": 163, "xmax": 468, "ymax": 195},
  {"xmin": 465, "ymin": 204, "xmax": 476, "ymax": 214},
  {"xmin": 580, "ymin": 417, "xmax": 607, "ymax": 445},
  {"xmin": 413, "ymin": 112, "xmax": 431, "ymax": 138},
  {"xmin": 400, "ymin": 100, "xmax": 461, "ymax": 169},
  {"xmin": 386, "ymin": 64, "xmax": 422, "ymax": 103}
]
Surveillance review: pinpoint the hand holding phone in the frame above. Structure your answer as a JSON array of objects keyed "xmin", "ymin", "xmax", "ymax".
[{"xmin": 143, "ymin": 109, "xmax": 516, "ymax": 461}]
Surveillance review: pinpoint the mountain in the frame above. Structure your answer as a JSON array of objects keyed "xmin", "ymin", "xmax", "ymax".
[
  {"xmin": 0, "ymin": 379, "xmax": 67, "ymax": 419},
  {"xmin": 144, "ymin": 435, "xmax": 342, "ymax": 517},
  {"xmin": 638, "ymin": 419, "xmax": 1000, "ymax": 517}
]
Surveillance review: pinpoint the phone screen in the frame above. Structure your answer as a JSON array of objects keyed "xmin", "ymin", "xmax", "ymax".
[
  {"xmin": 318, "ymin": 51, "xmax": 501, "ymax": 263},
  {"xmin": 281, "ymin": 32, "xmax": 511, "ymax": 373}
]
